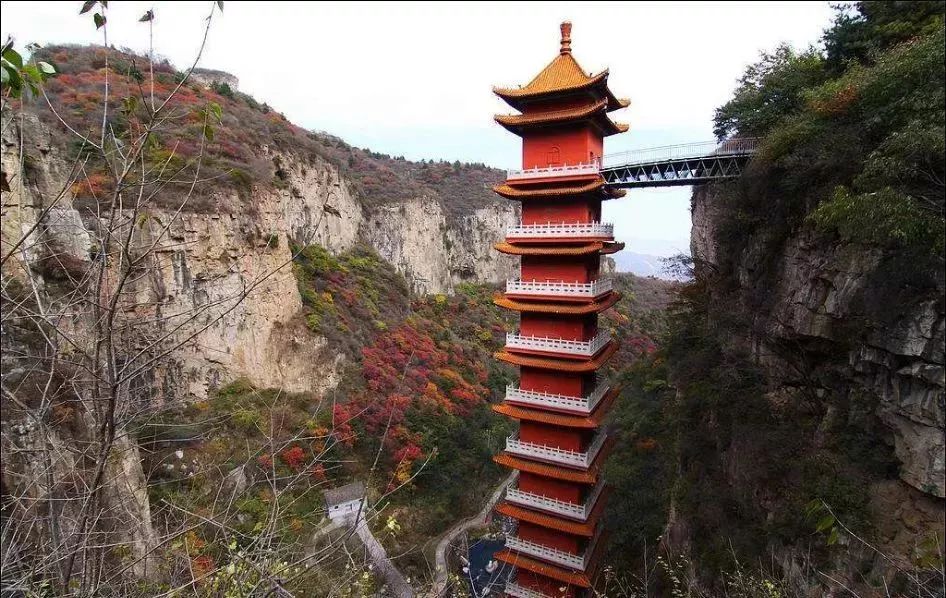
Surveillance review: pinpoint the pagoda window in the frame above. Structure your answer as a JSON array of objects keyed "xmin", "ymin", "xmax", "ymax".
[{"xmin": 546, "ymin": 146, "xmax": 561, "ymax": 166}]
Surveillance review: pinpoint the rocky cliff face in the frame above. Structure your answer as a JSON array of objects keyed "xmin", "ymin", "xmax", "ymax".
[
  {"xmin": 2, "ymin": 114, "xmax": 516, "ymax": 404},
  {"xmin": 2, "ymin": 103, "xmax": 515, "ymax": 587},
  {"xmin": 692, "ymin": 184, "xmax": 944, "ymax": 498},
  {"xmin": 687, "ymin": 182, "xmax": 944, "ymax": 582},
  {"xmin": 363, "ymin": 196, "xmax": 517, "ymax": 295}
]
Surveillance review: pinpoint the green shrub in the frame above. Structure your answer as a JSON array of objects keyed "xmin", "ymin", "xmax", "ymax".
[
  {"xmin": 231, "ymin": 409, "xmax": 260, "ymax": 431},
  {"xmin": 810, "ymin": 186, "xmax": 945, "ymax": 257}
]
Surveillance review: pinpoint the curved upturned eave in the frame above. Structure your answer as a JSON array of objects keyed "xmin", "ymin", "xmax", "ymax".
[
  {"xmin": 493, "ymin": 68, "xmax": 609, "ymax": 102},
  {"xmin": 495, "ymin": 494, "xmax": 609, "ymax": 537},
  {"xmin": 600, "ymin": 241, "xmax": 625, "ymax": 255},
  {"xmin": 493, "ymin": 291, "xmax": 621, "ymax": 314},
  {"xmin": 495, "ymin": 99, "xmax": 607, "ymax": 128},
  {"xmin": 495, "ymin": 241, "xmax": 624, "ymax": 256},
  {"xmin": 493, "ymin": 61, "xmax": 629, "ymax": 114},
  {"xmin": 493, "ymin": 549, "xmax": 591, "ymax": 587},
  {"xmin": 494, "ymin": 340, "xmax": 619, "ymax": 372},
  {"xmin": 492, "ymin": 180, "xmax": 626, "ymax": 201},
  {"xmin": 495, "ymin": 108, "xmax": 629, "ymax": 137}
]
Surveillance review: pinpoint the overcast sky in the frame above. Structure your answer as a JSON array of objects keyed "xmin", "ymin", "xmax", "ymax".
[{"xmin": 1, "ymin": 1, "xmax": 836, "ymax": 256}]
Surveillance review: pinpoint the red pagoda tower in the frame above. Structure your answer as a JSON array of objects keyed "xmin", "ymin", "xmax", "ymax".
[{"xmin": 490, "ymin": 22, "xmax": 628, "ymax": 598}]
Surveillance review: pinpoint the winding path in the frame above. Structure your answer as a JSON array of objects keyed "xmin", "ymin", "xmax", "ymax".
[
  {"xmin": 355, "ymin": 518, "xmax": 414, "ymax": 598},
  {"xmin": 307, "ymin": 514, "xmax": 413, "ymax": 598},
  {"xmin": 425, "ymin": 472, "xmax": 516, "ymax": 597}
]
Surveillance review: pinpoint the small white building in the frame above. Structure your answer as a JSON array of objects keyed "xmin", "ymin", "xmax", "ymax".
[{"xmin": 323, "ymin": 481, "xmax": 366, "ymax": 522}]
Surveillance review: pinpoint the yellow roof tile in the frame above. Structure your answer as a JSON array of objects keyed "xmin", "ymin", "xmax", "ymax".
[
  {"xmin": 493, "ymin": 23, "xmax": 630, "ymax": 113},
  {"xmin": 495, "ymin": 241, "xmax": 607, "ymax": 256},
  {"xmin": 495, "ymin": 340, "xmax": 620, "ymax": 372},
  {"xmin": 495, "ymin": 179, "xmax": 598, "ymax": 198},
  {"xmin": 493, "ymin": 290, "xmax": 621, "ymax": 314},
  {"xmin": 494, "ymin": 54, "xmax": 607, "ymax": 100},
  {"xmin": 494, "ymin": 100, "xmax": 627, "ymax": 136},
  {"xmin": 494, "ymin": 549, "xmax": 591, "ymax": 587}
]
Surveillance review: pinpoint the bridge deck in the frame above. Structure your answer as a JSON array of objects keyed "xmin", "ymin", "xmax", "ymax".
[{"xmin": 600, "ymin": 138, "xmax": 759, "ymax": 189}]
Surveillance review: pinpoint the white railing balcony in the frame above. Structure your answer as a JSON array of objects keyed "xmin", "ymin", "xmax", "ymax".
[
  {"xmin": 505, "ymin": 330, "xmax": 610, "ymax": 358},
  {"xmin": 506, "ymin": 160, "xmax": 600, "ymax": 181},
  {"xmin": 506, "ymin": 478, "xmax": 606, "ymax": 521},
  {"xmin": 505, "ymin": 581, "xmax": 556, "ymax": 598},
  {"xmin": 504, "ymin": 382, "xmax": 609, "ymax": 414},
  {"xmin": 505, "ymin": 535, "xmax": 588, "ymax": 570},
  {"xmin": 505, "ymin": 429, "xmax": 608, "ymax": 469},
  {"xmin": 506, "ymin": 221, "xmax": 614, "ymax": 240},
  {"xmin": 505, "ymin": 278, "xmax": 612, "ymax": 299}
]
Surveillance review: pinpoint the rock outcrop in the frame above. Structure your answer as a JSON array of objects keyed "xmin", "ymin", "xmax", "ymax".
[
  {"xmin": 2, "ymin": 115, "xmax": 516, "ymax": 404},
  {"xmin": 685, "ymin": 182, "xmax": 945, "ymax": 582},
  {"xmin": 363, "ymin": 195, "xmax": 517, "ymax": 295},
  {"xmin": 189, "ymin": 68, "xmax": 240, "ymax": 91},
  {"xmin": 1, "ymin": 109, "xmax": 516, "ymax": 588},
  {"xmin": 693, "ymin": 183, "xmax": 944, "ymax": 498}
]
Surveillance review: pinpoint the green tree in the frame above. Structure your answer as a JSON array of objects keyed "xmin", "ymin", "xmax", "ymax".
[
  {"xmin": 713, "ymin": 45, "xmax": 827, "ymax": 140},
  {"xmin": 824, "ymin": 1, "xmax": 945, "ymax": 72}
]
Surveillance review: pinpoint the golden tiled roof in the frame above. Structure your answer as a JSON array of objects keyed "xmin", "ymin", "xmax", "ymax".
[
  {"xmin": 493, "ymin": 22, "xmax": 630, "ymax": 113},
  {"xmin": 495, "ymin": 100, "xmax": 627, "ymax": 136},
  {"xmin": 493, "ymin": 549, "xmax": 591, "ymax": 587},
  {"xmin": 493, "ymin": 387, "xmax": 619, "ymax": 428},
  {"xmin": 493, "ymin": 180, "xmax": 627, "ymax": 201},
  {"xmin": 494, "ymin": 453, "xmax": 599, "ymax": 484},
  {"xmin": 494, "ymin": 53, "xmax": 607, "ymax": 100},
  {"xmin": 493, "ymin": 291, "xmax": 621, "ymax": 314},
  {"xmin": 494, "ymin": 179, "xmax": 603, "ymax": 199},
  {"xmin": 496, "ymin": 99, "xmax": 606, "ymax": 126},
  {"xmin": 495, "ymin": 340, "xmax": 619, "ymax": 372},
  {"xmin": 495, "ymin": 241, "xmax": 609, "ymax": 256}
]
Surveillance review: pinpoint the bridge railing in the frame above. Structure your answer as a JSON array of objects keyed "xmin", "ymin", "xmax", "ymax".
[{"xmin": 601, "ymin": 137, "xmax": 760, "ymax": 169}]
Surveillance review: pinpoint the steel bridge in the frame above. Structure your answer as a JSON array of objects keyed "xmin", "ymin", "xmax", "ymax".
[{"xmin": 600, "ymin": 138, "xmax": 759, "ymax": 188}]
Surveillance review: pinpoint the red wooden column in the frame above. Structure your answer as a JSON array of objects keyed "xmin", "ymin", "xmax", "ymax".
[{"xmin": 490, "ymin": 22, "xmax": 629, "ymax": 598}]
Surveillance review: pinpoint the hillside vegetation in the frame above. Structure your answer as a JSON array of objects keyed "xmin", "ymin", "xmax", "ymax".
[
  {"xmin": 141, "ymin": 246, "xmax": 515, "ymax": 588},
  {"xmin": 31, "ymin": 44, "xmax": 503, "ymax": 219},
  {"xmin": 138, "ymin": 251, "xmax": 673, "ymax": 591},
  {"xmin": 714, "ymin": 1, "xmax": 944, "ymax": 266},
  {"xmin": 603, "ymin": 3, "xmax": 944, "ymax": 596}
]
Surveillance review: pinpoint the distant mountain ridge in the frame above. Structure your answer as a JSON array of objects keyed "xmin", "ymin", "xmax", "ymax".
[{"xmin": 613, "ymin": 250, "xmax": 689, "ymax": 281}]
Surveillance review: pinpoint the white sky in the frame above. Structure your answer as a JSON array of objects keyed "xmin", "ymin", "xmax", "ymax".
[{"xmin": 1, "ymin": 1, "xmax": 835, "ymax": 255}]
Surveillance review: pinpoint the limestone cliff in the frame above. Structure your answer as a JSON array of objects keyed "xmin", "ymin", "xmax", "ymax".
[
  {"xmin": 692, "ymin": 183, "xmax": 944, "ymax": 498},
  {"xmin": 1, "ymin": 104, "xmax": 516, "ymax": 587},
  {"xmin": 681, "ymin": 181, "xmax": 944, "ymax": 587},
  {"xmin": 2, "ymin": 114, "xmax": 516, "ymax": 404},
  {"xmin": 363, "ymin": 195, "xmax": 517, "ymax": 295}
]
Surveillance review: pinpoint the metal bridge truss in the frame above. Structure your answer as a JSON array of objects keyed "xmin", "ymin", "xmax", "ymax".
[
  {"xmin": 600, "ymin": 153, "xmax": 751, "ymax": 188},
  {"xmin": 599, "ymin": 138, "xmax": 759, "ymax": 189}
]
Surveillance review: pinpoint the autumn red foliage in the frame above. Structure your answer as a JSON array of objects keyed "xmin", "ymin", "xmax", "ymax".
[
  {"xmin": 31, "ymin": 45, "xmax": 505, "ymax": 219},
  {"xmin": 279, "ymin": 446, "xmax": 306, "ymax": 472}
]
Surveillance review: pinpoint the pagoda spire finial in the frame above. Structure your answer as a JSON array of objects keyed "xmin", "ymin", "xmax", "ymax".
[{"xmin": 560, "ymin": 21, "xmax": 572, "ymax": 54}]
